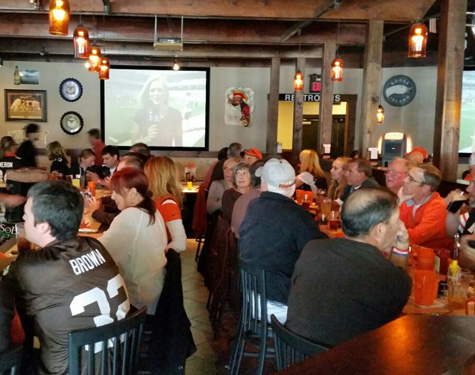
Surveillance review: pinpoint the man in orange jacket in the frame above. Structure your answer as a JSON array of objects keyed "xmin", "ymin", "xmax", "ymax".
[{"xmin": 399, "ymin": 164, "xmax": 453, "ymax": 249}]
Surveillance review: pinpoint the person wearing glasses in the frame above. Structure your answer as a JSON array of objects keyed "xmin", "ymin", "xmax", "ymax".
[
  {"xmin": 399, "ymin": 164, "xmax": 453, "ymax": 249},
  {"xmin": 384, "ymin": 158, "xmax": 414, "ymax": 205}
]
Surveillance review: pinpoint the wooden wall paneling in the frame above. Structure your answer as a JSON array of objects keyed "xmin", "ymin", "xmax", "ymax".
[
  {"xmin": 359, "ymin": 20, "xmax": 384, "ymax": 158},
  {"xmin": 319, "ymin": 42, "xmax": 336, "ymax": 155},
  {"xmin": 267, "ymin": 57, "xmax": 280, "ymax": 156},
  {"xmin": 433, "ymin": 0, "xmax": 467, "ymax": 181},
  {"xmin": 292, "ymin": 57, "xmax": 306, "ymax": 155}
]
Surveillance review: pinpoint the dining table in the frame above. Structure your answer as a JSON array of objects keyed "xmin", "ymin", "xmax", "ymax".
[{"xmin": 273, "ymin": 315, "xmax": 475, "ymax": 375}]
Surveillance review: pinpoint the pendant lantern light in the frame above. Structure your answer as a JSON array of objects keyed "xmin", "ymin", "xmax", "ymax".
[
  {"xmin": 99, "ymin": 58, "xmax": 110, "ymax": 80},
  {"xmin": 294, "ymin": 70, "xmax": 304, "ymax": 91},
  {"xmin": 376, "ymin": 104, "xmax": 385, "ymax": 124},
  {"xmin": 73, "ymin": 26, "xmax": 90, "ymax": 58},
  {"xmin": 331, "ymin": 58, "xmax": 343, "ymax": 82},
  {"xmin": 408, "ymin": 22, "xmax": 428, "ymax": 58},
  {"xmin": 49, "ymin": 0, "xmax": 70, "ymax": 36},
  {"xmin": 87, "ymin": 46, "xmax": 102, "ymax": 72}
]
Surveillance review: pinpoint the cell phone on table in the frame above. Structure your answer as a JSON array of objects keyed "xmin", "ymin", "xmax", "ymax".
[
  {"xmin": 468, "ymin": 240, "xmax": 475, "ymax": 248},
  {"xmin": 447, "ymin": 199, "xmax": 468, "ymax": 213}
]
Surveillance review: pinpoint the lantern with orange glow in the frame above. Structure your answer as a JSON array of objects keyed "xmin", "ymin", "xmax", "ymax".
[
  {"xmin": 408, "ymin": 23, "xmax": 428, "ymax": 58},
  {"xmin": 294, "ymin": 70, "xmax": 303, "ymax": 91},
  {"xmin": 73, "ymin": 26, "xmax": 90, "ymax": 58},
  {"xmin": 88, "ymin": 46, "xmax": 102, "ymax": 72},
  {"xmin": 376, "ymin": 105, "xmax": 385, "ymax": 124},
  {"xmin": 331, "ymin": 58, "xmax": 343, "ymax": 81},
  {"xmin": 49, "ymin": 0, "xmax": 70, "ymax": 36},
  {"xmin": 99, "ymin": 58, "xmax": 110, "ymax": 80}
]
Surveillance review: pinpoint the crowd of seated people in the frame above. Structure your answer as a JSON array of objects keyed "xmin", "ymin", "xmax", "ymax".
[{"xmin": 4, "ymin": 132, "xmax": 475, "ymax": 375}]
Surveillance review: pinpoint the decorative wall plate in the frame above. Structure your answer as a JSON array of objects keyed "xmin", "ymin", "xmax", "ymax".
[
  {"xmin": 60, "ymin": 111, "xmax": 84, "ymax": 135},
  {"xmin": 59, "ymin": 78, "xmax": 83, "ymax": 102}
]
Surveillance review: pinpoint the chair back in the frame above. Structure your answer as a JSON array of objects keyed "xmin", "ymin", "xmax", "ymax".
[
  {"xmin": 68, "ymin": 307, "xmax": 147, "ymax": 375},
  {"xmin": 270, "ymin": 314, "xmax": 328, "ymax": 371},
  {"xmin": 240, "ymin": 261, "xmax": 267, "ymax": 333},
  {"xmin": 466, "ymin": 297, "xmax": 475, "ymax": 315},
  {"xmin": 0, "ymin": 345, "xmax": 23, "ymax": 375}
]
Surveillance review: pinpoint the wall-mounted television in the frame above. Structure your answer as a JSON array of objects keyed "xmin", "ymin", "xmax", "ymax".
[
  {"xmin": 460, "ymin": 69, "xmax": 475, "ymax": 154},
  {"xmin": 101, "ymin": 66, "xmax": 209, "ymax": 150}
]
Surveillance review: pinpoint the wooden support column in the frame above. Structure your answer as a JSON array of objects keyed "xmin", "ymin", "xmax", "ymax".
[
  {"xmin": 267, "ymin": 57, "xmax": 280, "ymax": 156},
  {"xmin": 292, "ymin": 57, "xmax": 306, "ymax": 155},
  {"xmin": 359, "ymin": 20, "xmax": 384, "ymax": 157},
  {"xmin": 433, "ymin": 0, "xmax": 467, "ymax": 180},
  {"xmin": 319, "ymin": 43, "xmax": 336, "ymax": 155}
]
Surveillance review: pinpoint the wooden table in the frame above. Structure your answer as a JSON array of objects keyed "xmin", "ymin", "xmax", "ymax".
[{"xmin": 274, "ymin": 315, "xmax": 475, "ymax": 375}]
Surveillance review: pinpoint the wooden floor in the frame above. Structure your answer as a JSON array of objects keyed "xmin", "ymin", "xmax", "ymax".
[{"xmin": 182, "ymin": 239, "xmax": 277, "ymax": 375}]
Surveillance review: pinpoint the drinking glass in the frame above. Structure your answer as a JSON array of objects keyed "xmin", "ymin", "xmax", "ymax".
[{"xmin": 15, "ymin": 222, "xmax": 31, "ymax": 252}]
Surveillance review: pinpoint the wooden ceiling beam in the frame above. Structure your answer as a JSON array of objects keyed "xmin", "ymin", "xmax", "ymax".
[
  {"xmin": 0, "ymin": 14, "xmax": 367, "ymax": 46},
  {"xmin": 0, "ymin": 0, "xmax": 436, "ymax": 22},
  {"xmin": 0, "ymin": 38, "xmax": 322, "ymax": 59}
]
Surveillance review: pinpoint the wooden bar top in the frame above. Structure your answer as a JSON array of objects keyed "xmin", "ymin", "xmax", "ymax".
[{"xmin": 274, "ymin": 315, "xmax": 475, "ymax": 375}]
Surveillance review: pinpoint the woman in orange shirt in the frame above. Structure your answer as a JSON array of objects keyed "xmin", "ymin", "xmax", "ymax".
[{"xmin": 144, "ymin": 156, "xmax": 187, "ymax": 252}]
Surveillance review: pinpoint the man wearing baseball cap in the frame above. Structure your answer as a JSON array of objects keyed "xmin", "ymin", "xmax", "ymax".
[
  {"xmin": 238, "ymin": 158, "xmax": 326, "ymax": 322},
  {"xmin": 243, "ymin": 148, "xmax": 262, "ymax": 165}
]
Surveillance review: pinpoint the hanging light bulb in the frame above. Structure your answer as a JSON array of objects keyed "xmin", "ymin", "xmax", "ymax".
[
  {"xmin": 73, "ymin": 26, "xmax": 90, "ymax": 59},
  {"xmin": 173, "ymin": 60, "xmax": 180, "ymax": 71},
  {"xmin": 408, "ymin": 22, "xmax": 428, "ymax": 58},
  {"xmin": 49, "ymin": 0, "xmax": 70, "ymax": 36},
  {"xmin": 99, "ymin": 57, "xmax": 110, "ymax": 80},
  {"xmin": 294, "ymin": 70, "xmax": 303, "ymax": 91},
  {"xmin": 376, "ymin": 104, "xmax": 385, "ymax": 124},
  {"xmin": 88, "ymin": 46, "xmax": 102, "ymax": 72},
  {"xmin": 331, "ymin": 58, "xmax": 343, "ymax": 81}
]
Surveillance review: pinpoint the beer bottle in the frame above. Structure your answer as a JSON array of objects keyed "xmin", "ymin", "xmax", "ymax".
[{"xmin": 13, "ymin": 66, "xmax": 20, "ymax": 85}]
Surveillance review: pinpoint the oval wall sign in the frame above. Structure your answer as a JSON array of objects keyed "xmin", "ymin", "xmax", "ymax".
[{"xmin": 383, "ymin": 75, "xmax": 417, "ymax": 107}]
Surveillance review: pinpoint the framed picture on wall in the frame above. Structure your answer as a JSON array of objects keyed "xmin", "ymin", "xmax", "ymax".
[{"xmin": 4, "ymin": 89, "xmax": 47, "ymax": 122}]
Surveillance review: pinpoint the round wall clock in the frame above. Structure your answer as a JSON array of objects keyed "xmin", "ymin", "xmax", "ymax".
[
  {"xmin": 59, "ymin": 78, "xmax": 83, "ymax": 102},
  {"xmin": 383, "ymin": 75, "xmax": 417, "ymax": 107},
  {"xmin": 60, "ymin": 111, "xmax": 84, "ymax": 135}
]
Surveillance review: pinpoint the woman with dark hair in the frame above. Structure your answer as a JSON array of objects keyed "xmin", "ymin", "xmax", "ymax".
[
  {"xmin": 222, "ymin": 162, "xmax": 251, "ymax": 222},
  {"xmin": 99, "ymin": 168, "xmax": 167, "ymax": 314},
  {"xmin": 46, "ymin": 141, "xmax": 69, "ymax": 176},
  {"xmin": 0, "ymin": 136, "xmax": 23, "ymax": 179},
  {"xmin": 131, "ymin": 76, "xmax": 183, "ymax": 147},
  {"xmin": 70, "ymin": 149, "xmax": 96, "ymax": 188},
  {"xmin": 17, "ymin": 123, "xmax": 40, "ymax": 167}
]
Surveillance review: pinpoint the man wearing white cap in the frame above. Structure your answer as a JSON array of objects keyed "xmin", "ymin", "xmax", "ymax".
[{"xmin": 238, "ymin": 158, "xmax": 326, "ymax": 322}]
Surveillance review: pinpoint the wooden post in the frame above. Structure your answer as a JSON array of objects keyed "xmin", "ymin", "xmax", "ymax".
[
  {"xmin": 267, "ymin": 57, "xmax": 280, "ymax": 156},
  {"xmin": 433, "ymin": 0, "xmax": 467, "ymax": 181},
  {"xmin": 359, "ymin": 20, "xmax": 384, "ymax": 157},
  {"xmin": 319, "ymin": 43, "xmax": 336, "ymax": 155},
  {"xmin": 292, "ymin": 57, "xmax": 306, "ymax": 155}
]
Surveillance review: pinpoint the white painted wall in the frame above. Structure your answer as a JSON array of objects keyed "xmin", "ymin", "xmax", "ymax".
[{"xmin": 0, "ymin": 60, "xmax": 438, "ymax": 156}]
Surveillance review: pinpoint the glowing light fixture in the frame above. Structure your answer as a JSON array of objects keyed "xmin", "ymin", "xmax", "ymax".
[
  {"xmin": 49, "ymin": 0, "xmax": 70, "ymax": 36},
  {"xmin": 87, "ymin": 46, "xmax": 102, "ymax": 72},
  {"xmin": 99, "ymin": 58, "xmax": 110, "ymax": 80},
  {"xmin": 408, "ymin": 22, "xmax": 428, "ymax": 58},
  {"xmin": 73, "ymin": 26, "xmax": 90, "ymax": 58},
  {"xmin": 173, "ymin": 60, "xmax": 180, "ymax": 71},
  {"xmin": 294, "ymin": 70, "xmax": 303, "ymax": 91},
  {"xmin": 331, "ymin": 58, "xmax": 343, "ymax": 81},
  {"xmin": 376, "ymin": 104, "xmax": 385, "ymax": 124}
]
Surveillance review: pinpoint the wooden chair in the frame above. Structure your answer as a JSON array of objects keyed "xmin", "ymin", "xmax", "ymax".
[
  {"xmin": 0, "ymin": 345, "xmax": 23, "ymax": 375},
  {"xmin": 228, "ymin": 262, "xmax": 274, "ymax": 375},
  {"xmin": 68, "ymin": 307, "xmax": 147, "ymax": 375},
  {"xmin": 270, "ymin": 314, "xmax": 328, "ymax": 371}
]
